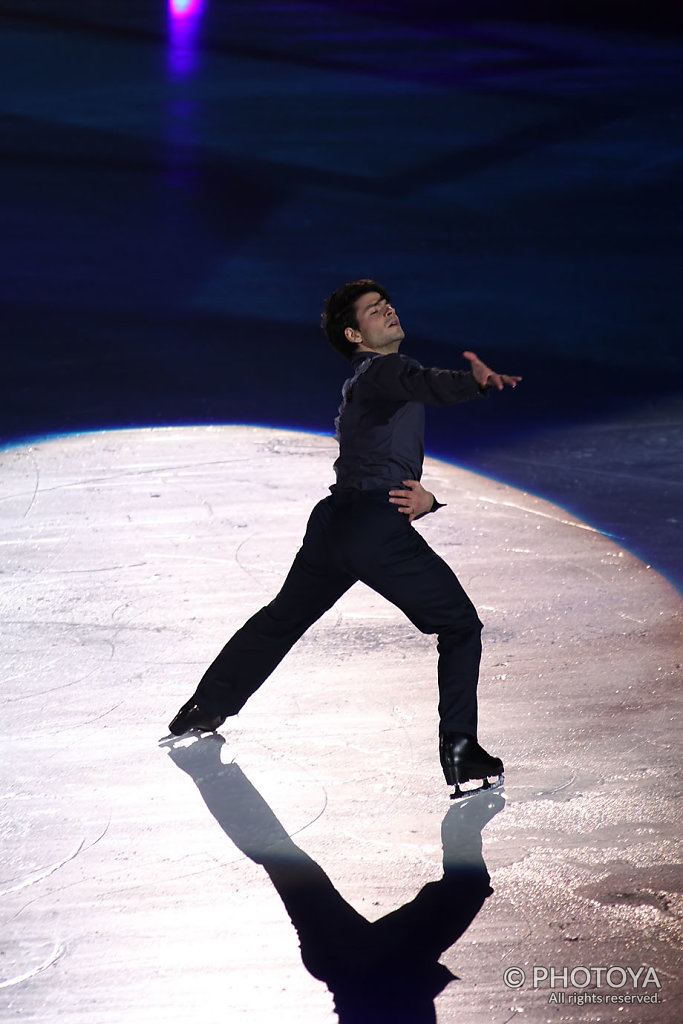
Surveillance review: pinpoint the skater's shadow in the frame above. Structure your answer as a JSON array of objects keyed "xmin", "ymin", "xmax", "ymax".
[{"xmin": 164, "ymin": 734, "xmax": 504, "ymax": 1024}]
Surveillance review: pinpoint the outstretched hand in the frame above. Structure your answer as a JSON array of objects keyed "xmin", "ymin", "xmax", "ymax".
[
  {"xmin": 389, "ymin": 479, "xmax": 435, "ymax": 522},
  {"xmin": 463, "ymin": 351, "xmax": 522, "ymax": 391}
]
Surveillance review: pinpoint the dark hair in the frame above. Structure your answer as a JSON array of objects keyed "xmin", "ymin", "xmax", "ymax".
[{"xmin": 321, "ymin": 279, "xmax": 391, "ymax": 360}]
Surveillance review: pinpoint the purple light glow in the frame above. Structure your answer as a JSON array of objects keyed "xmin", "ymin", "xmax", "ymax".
[
  {"xmin": 170, "ymin": 0, "xmax": 203, "ymax": 17},
  {"xmin": 168, "ymin": 0, "xmax": 204, "ymax": 78}
]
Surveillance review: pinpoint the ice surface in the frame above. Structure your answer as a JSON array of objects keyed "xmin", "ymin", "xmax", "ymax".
[{"xmin": 1, "ymin": 426, "xmax": 680, "ymax": 1022}]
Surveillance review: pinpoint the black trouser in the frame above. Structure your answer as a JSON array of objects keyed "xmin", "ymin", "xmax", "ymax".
[{"xmin": 195, "ymin": 489, "xmax": 482, "ymax": 735}]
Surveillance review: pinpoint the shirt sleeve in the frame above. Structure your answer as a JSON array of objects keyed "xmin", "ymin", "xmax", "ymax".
[{"xmin": 361, "ymin": 353, "xmax": 487, "ymax": 406}]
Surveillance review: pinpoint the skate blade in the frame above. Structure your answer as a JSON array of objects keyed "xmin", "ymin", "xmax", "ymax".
[{"xmin": 449, "ymin": 773, "xmax": 504, "ymax": 801}]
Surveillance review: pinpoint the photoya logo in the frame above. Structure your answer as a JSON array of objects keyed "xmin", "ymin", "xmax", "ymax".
[{"xmin": 503, "ymin": 965, "xmax": 662, "ymax": 991}]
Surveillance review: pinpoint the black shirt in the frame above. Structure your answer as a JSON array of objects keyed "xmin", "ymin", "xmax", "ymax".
[{"xmin": 332, "ymin": 351, "xmax": 485, "ymax": 492}]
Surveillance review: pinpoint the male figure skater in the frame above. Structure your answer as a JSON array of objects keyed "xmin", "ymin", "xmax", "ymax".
[{"xmin": 169, "ymin": 280, "xmax": 521, "ymax": 795}]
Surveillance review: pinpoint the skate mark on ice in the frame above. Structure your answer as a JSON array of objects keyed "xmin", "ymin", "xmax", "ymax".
[
  {"xmin": 499, "ymin": 887, "xmax": 534, "ymax": 966},
  {"xmin": 151, "ymin": 551, "xmax": 239, "ymax": 566},
  {"xmin": 513, "ymin": 768, "xmax": 580, "ymax": 804},
  {"xmin": 3, "ymin": 664, "xmax": 101, "ymax": 704},
  {"xmin": 534, "ymin": 771, "xmax": 577, "ymax": 799},
  {"xmin": 11, "ymin": 821, "xmax": 111, "ymax": 921},
  {"xmin": 0, "ymin": 839, "xmax": 87, "ymax": 898},
  {"xmin": 173, "ymin": 477, "xmax": 214, "ymax": 520},
  {"xmin": 476, "ymin": 496, "xmax": 603, "ymax": 535},
  {"xmin": 38, "ymin": 562, "xmax": 149, "ymax": 576},
  {"xmin": 501, "ymin": 1009, "xmax": 525, "ymax": 1024},
  {"xmin": 80, "ymin": 854, "xmax": 253, "ymax": 900},
  {"xmin": 234, "ymin": 533, "xmax": 275, "ymax": 592},
  {"xmin": 111, "ymin": 600, "xmax": 133, "ymax": 623},
  {"xmin": 52, "ymin": 701, "xmax": 123, "ymax": 733},
  {"xmin": 251, "ymin": 738, "xmax": 330, "ymax": 841},
  {"xmin": 0, "ymin": 454, "xmax": 265, "ymax": 505},
  {"xmin": 20, "ymin": 456, "xmax": 40, "ymax": 520},
  {"xmin": 496, "ymin": 451, "xmax": 683, "ymax": 488},
  {"xmin": 0, "ymin": 942, "xmax": 66, "ymax": 990},
  {"xmin": 3, "ymin": 822, "xmax": 110, "ymax": 906},
  {"xmin": 617, "ymin": 610, "xmax": 648, "ymax": 625}
]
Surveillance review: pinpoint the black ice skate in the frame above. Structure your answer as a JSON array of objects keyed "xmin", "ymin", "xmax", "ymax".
[
  {"xmin": 439, "ymin": 732, "xmax": 504, "ymax": 800},
  {"xmin": 168, "ymin": 698, "xmax": 226, "ymax": 736}
]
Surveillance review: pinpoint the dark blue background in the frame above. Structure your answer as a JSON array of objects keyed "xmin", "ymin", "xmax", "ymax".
[{"xmin": 1, "ymin": 1, "xmax": 681, "ymax": 588}]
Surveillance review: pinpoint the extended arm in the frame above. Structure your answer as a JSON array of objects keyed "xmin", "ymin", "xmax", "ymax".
[{"xmin": 363, "ymin": 352, "xmax": 521, "ymax": 405}]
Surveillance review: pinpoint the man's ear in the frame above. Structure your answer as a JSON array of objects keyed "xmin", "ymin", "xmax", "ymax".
[{"xmin": 344, "ymin": 326, "xmax": 361, "ymax": 345}]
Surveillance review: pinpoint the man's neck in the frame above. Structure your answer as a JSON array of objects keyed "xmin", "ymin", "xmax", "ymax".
[{"xmin": 353, "ymin": 343, "xmax": 401, "ymax": 356}]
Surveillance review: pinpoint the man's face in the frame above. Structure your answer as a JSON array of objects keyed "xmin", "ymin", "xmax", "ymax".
[{"xmin": 345, "ymin": 291, "xmax": 405, "ymax": 355}]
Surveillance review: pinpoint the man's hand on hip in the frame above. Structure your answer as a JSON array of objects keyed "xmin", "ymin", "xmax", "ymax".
[{"xmin": 389, "ymin": 479, "xmax": 435, "ymax": 522}]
